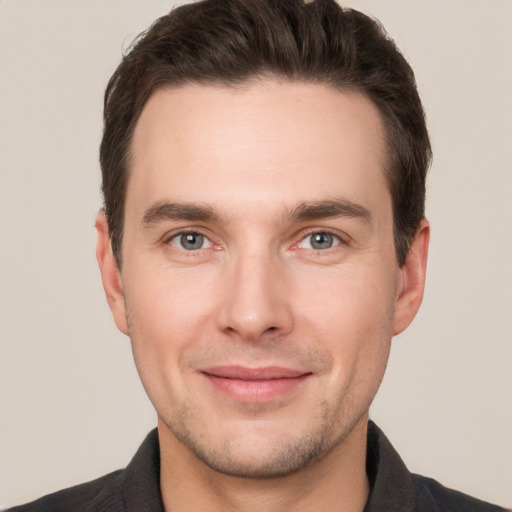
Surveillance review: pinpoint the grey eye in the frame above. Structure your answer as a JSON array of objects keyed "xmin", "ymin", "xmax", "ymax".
[
  {"xmin": 170, "ymin": 233, "xmax": 211, "ymax": 251},
  {"xmin": 301, "ymin": 232, "xmax": 340, "ymax": 250}
]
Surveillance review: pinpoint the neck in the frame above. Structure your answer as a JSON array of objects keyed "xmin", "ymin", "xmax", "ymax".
[{"xmin": 158, "ymin": 415, "xmax": 370, "ymax": 512}]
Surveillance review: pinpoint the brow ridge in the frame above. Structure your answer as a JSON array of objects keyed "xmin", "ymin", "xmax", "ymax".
[
  {"xmin": 289, "ymin": 199, "xmax": 372, "ymax": 223},
  {"xmin": 141, "ymin": 198, "xmax": 371, "ymax": 228},
  {"xmin": 141, "ymin": 201, "xmax": 220, "ymax": 226}
]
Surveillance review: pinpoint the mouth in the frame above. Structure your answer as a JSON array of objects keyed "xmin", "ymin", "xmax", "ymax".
[{"xmin": 200, "ymin": 366, "xmax": 312, "ymax": 402}]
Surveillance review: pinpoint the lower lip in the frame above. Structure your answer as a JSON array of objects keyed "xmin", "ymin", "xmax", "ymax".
[{"xmin": 202, "ymin": 374, "xmax": 310, "ymax": 402}]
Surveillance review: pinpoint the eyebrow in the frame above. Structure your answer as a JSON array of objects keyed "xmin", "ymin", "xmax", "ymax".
[
  {"xmin": 289, "ymin": 198, "xmax": 372, "ymax": 224},
  {"xmin": 141, "ymin": 197, "xmax": 372, "ymax": 228},
  {"xmin": 141, "ymin": 201, "xmax": 221, "ymax": 226}
]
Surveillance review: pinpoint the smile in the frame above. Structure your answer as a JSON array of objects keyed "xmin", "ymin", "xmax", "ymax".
[{"xmin": 200, "ymin": 366, "xmax": 312, "ymax": 402}]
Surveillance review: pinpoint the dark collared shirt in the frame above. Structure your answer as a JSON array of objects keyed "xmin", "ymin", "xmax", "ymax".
[{"xmin": 8, "ymin": 422, "xmax": 508, "ymax": 511}]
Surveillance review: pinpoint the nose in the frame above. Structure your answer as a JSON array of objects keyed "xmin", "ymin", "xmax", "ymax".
[{"xmin": 216, "ymin": 248, "xmax": 294, "ymax": 343}]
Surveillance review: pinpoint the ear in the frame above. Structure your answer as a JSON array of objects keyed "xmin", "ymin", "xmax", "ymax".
[
  {"xmin": 393, "ymin": 219, "xmax": 430, "ymax": 335},
  {"xmin": 95, "ymin": 213, "xmax": 128, "ymax": 335}
]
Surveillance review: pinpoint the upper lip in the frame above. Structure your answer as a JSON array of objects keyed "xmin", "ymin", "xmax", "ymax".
[{"xmin": 201, "ymin": 366, "xmax": 309, "ymax": 380}]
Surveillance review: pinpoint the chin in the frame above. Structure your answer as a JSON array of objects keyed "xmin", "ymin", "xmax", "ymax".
[
  {"xmin": 165, "ymin": 412, "xmax": 355, "ymax": 479},
  {"xmin": 187, "ymin": 435, "xmax": 329, "ymax": 479}
]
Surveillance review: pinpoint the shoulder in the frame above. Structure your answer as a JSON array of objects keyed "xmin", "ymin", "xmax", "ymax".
[
  {"xmin": 412, "ymin": 473, "xmax": 510, "ymax": 512},
  {"xmin": 6, "ymin": 429, "xmax": 162, "ymax": 512},
  {"xmin": 365, "ymin": 421, "xmax": 509, "ymax": 512},
  {"xmin": 5, "ymin": 470, "xmax": 124, "ymax": 512}
]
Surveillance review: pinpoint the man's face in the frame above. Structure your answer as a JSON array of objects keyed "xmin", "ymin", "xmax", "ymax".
[{"xmin": 98, "ymin": 80, "xmax": 426, "ymax": 478}]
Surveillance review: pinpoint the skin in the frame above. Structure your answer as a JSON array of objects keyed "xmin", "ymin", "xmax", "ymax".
[{"xmin": 96, "ymin": 80, "xmax": 429, "ymax": 512}]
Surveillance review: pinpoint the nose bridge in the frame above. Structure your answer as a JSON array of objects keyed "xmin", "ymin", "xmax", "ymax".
[{"xmin": 217, "ymin": 242, "xmax": 292, "ymax": 341}]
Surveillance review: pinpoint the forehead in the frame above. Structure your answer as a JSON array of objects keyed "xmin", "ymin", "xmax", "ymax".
[{"xmin": 128, "ymin": 80, "xmax": 390, "ymax": 216}]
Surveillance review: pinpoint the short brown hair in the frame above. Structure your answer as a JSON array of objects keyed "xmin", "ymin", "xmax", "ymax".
[{"xmin": 100, "ymin": 0, "xmax": 431, "ymax": 267}]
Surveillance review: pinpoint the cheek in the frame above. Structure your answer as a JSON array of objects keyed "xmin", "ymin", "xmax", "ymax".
[
  {"xmin": 293, "ymin": 263, "xmax": 396, "ymax": 376},
  {"xmin": 296, "ymin": 263, "xmax": 396, "ymax": 329},
  {"xmin": 300, "ymin": 268, "xmax": 395, "ymax": 412},
  {"xmin": 122, "ymin": 263, "xmax": 219, "ymax": 383},
  {"xmin": 125, "ymin": 261, "xmax": 218, "ymax": 332}
]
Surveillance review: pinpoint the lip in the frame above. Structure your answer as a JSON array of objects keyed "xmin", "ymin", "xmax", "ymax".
[{"xmin": 200, "ymin": 365, "xmax": 311, "ymax": 402}]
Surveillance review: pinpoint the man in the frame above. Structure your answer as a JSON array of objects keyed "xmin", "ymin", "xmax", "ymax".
[{"xmin": 6, "ymin": 0, "xmax": 509, "ymax": 511}]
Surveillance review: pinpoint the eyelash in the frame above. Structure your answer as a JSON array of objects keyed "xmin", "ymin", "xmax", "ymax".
[
  {"xmin": 296, "ymin": 230, "xmax": 343, "ymax": 251},
  {"xmin": 166, "ymin": 229, "xmax": 216, "ymax": 253},
  {"xmin": 165, "ymin": 228, "xmax": 345, "ymax": 254}
]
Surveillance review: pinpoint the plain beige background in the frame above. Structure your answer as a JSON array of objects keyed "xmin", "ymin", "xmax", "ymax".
[{"xmin": 1, "ymin": 0, "xmax": 511, "ymax": 508}]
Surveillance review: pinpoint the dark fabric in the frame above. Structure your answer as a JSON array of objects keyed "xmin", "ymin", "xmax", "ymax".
[
  {"xmin": 6, "ymin": 430, "xmax": 164, "ymax": 512},
  {"xmin": 7, "ymin": 422, "xmax": 508, "ymax": 511},
  {"xmin": 362, "ymin": 423, "xmax": 508, "ymax": 512}
]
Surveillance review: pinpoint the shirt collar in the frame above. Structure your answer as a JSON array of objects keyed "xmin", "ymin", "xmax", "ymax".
[
  {"xmin": 363, "ymin": 420, "xmax": 418, "ymax": 511},
  {"xmin": 120, "ymin": 422, "xmax": 419, "ymax": 512},
  {"xmin": 122, "ymin": 429, "xmax": 165, "ymax": 512}
]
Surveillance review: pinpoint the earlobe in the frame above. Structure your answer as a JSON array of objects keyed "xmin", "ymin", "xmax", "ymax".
[
  {"xmin": 95, "ymin": 213, "xmax": 128, "ymax": 335},
  {"xmin": 393, "ymin": 219, "xmax": 430, "ymax": 335}
]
